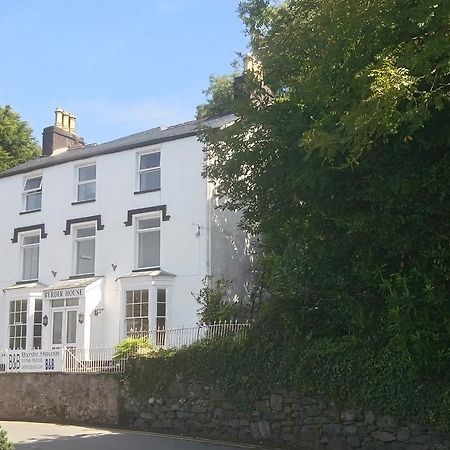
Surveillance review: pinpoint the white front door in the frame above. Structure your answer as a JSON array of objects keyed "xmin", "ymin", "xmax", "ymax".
[{"xmin": 51, "ymin": 298, "xmax": 79, "ymax": 348}]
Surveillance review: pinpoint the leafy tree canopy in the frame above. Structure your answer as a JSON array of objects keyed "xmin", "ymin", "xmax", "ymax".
[
  {"xmin": 0, "ymin": 105, "xmax": 40, "ymax": 172},
  {"xmin": 196, "ymin": 75, "xmax": 236, "ymax": 119},
  {"xmin": 200, "ymin": 0, "xmax": 450, "ymax": 375}
]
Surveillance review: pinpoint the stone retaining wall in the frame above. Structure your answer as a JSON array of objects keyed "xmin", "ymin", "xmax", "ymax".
[
  {"xmin": 125, "ymin": 382, "xmax": 449, "ymax": 450},
  {"xmin": 0, "ymin": 373, "xmax": 448, "ymax": 449},
  {"xmin": 0, "ymin": 373, "xmax": 121, "ymax": 426}
]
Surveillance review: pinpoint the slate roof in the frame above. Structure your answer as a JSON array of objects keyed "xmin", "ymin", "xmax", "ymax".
[
  {"xmin": 4, "ymin": 281, "xmax": 47, "ymax": 291},
  {"xmin": 0, "ymin": 114, "xmax": 234, "ymax": 179},
  {"xmin": 41, "ymin": 276, "xmax": 103, "ymax": 291},
  {"xmin": 116, "ymin": 270, "xmax": 176, "ymax": 280}
]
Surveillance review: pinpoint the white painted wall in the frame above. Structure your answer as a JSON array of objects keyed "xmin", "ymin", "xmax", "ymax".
[
  {"xmin": 0, "ymin": 134, "xmax": 233, "ymax": 350},
  {"xmin": 208, "ymin": 187, "xmax": 254, "ymax": 303}
]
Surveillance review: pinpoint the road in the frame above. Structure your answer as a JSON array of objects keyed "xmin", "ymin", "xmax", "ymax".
[{"xmin": 0, "ymin": 421, "xmax": 266, "ymax": 450}]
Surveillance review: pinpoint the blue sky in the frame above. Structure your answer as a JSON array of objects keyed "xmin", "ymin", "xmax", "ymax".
[{"xmin": 0, "ymin": 0, "xmax": 247, "ymax": 144}]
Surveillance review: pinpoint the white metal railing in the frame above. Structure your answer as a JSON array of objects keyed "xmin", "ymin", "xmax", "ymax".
[
  {"xmin": 62, "ymin": 322, "xmax": 251, "ymax": 373},
  {"xmin": 62, "ymin": 347, "xmax": 126, "ymax": 373},
  {"xmin": 129, "ymin": 321, "xmax": 252, "ymax": 349},
  {"xmin": 0, "ymin": 349, "xmax": 6, "ymax": 373},
  {"xmin": 0, "ymin": 322, "xmax": 252, "ymax": 374}
]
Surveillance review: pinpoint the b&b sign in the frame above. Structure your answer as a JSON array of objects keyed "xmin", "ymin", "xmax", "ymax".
[{"xmin": 5, "ymin": 349, "xmax": 62, "ymax": 373}]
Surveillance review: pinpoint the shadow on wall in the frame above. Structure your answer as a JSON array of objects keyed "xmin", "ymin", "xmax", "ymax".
[{"xmin": 210, "ymin": 195, "xmax": 258, "ymax": 309}]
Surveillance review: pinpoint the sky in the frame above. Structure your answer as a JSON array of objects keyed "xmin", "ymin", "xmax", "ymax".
[{"xmin": 0, "ymin": 0, "xmax": 248, "ymax": 145}]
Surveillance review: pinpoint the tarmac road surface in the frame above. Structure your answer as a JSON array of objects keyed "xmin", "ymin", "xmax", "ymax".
[{"xmin": 0, "ymin": 421, "xmax": 268, "ymax": 450}]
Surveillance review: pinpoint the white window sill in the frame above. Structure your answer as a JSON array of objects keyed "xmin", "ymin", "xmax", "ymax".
[{"xmin": 19, "ymin": 209, "xmax": 41, "ymax": 215}]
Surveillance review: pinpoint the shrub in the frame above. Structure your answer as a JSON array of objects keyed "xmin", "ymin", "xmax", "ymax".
[
  {"xmin": 192, "ymin": 275, "xmax": 233, "ymax": 324},
  {"xmin": 113, "ymin": 336, "xmax": 155, "ymax": 360},
  {"xmin": 0, "ymin": 426, "xmax": 14, "ymax": 450},
  {"xmin": 121, "ymin": 323, "xmax": 450, "ymax": 430}
]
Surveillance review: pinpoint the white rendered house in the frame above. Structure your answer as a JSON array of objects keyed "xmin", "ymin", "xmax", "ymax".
[{"xmin": 0, "ymin": 111, "xmax": 251, "ymax": 351}]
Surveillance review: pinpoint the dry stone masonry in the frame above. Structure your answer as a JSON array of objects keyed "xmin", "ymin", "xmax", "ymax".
[
  {"xmin": 0, "ymin": 373, "xmax": 448, "ymax": 449},
  {"xmin": 125, "ymin": 382, "xmax": 449, "ymax": 450}
]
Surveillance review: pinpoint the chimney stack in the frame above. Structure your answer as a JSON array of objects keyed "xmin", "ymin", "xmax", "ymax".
[{"xmin": 42, "ymin": 108, "xmax": 85, "ymax": 157}]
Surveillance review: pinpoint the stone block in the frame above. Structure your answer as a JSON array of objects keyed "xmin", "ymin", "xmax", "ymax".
[
  {"xmin": 186, "ymin": 419, "xmax": 203, "ymax": 430},
  {"xmin": 389, "ymin": 443, "xmax": 407, "ymax": 450},
  {"xmin": 161, "ymin": 419, "xmax": 173, "ymax": 428},
  {"xmin": 343, "ymin": 425, "xmax": 357, "ymax": 435},
  {"xmin": 271, "ymin": 422, "xmax": 281, "ymax": 433},
  {"xmin": 346, "ymin": 436, "xmax": 360, "ymax": 448},
  {"xmin": 340, "ymin": 410, "xmax": 358, "ymax": 423},
  {"xmin": 254, "ymin": 400, "xmax": 267, "ymax": 412},
  {"xmin": 133, "ymin": 418, "xmax": 147, "ymax": 428},
  {"xmin": 250, "ymin": 421, "xmax": 271, "ymax": 440},
  {"xmin": 176, "ymin": 410, "xmax": 195, "ymax": 419},
  {"xmin": 372, "ymin": 431, "xmax": 396, "ymax": 442},
  {"xmin": 300, "ymin": 397, "xmax": 319, "ymax": 406},
  {"xmin": 139, "ymin": 412, "xmax": 156, "ymax": 421},
  {"xmin": 377, "ymin": 415, "xmax": 399, "ymax": 429},
  {"xmin": 191, "ymin": 405, "xmax": 207, "ymax": 413},
  {"xmin": 281, "ymin": 420, "xmax": 295, "ymax": 427},
  {"xmin": 365, "ymin": 410, "xmax": 376, "ymax": 424},
  {"xmin": 270, "ymin": 393, "xmax": 283, "ymax": 411},
  {"xmin": 210, "ymin": 389, "xmax": 226, "ymax": 402},
  {"xmin": 293, "ymin": 442, "xmax": 314, "ymax": 450},
  {"xmin": 397, "ymin": 427, "xmax": 410, "ymax": 442},
  {"xmin": 168, "ymin": 382, "xmax": 184, "ymax": 398},
  {"xmin": 300, "ymin": 425, "xmax": 316, "ymax": 441},
  {"xmin": 328, "ymin": 438, "xmax": 349, "ymax": 450},
  {"xmin": 413, "ymin": 434, "xmax": 435, "ymax": 445},
  {"xmin": 358, "ymin": 426, "xmax": 369, "ymax": 438},
  {"xmin": 325, "ymin": 409, "xmax": 340, "ymax": 419},
  {"xmin": 172, "ymin": 419, "xmax": 187, "ymax": 431},
  {"xmin": 304, "ymin": 416, "xmax": 330, "ymax": 425},
  {"xmin": 239, "ymin": 430, "xmax": 249, "ymax": 440},
  {"xmin": 324, "ymin": 423, "xmax": 343, "ymax": 436},
  {"xmin": 306, "ymin": 406, "xmax": 322, "ymax": 417}
]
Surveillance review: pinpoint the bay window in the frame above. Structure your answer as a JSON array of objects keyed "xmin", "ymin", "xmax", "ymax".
[
  {"xmin": 9, "ymin": 299, "xmax": 27, "ymax": 350},
  {"xmin": 125, "ymin": 289, "xmax": 149, "ymax": 335}
]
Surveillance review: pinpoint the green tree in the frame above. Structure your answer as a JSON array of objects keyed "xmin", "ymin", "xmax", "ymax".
[
  {"xmin": 192, "ymin": 276, "xmax": 233, "ymax": 324},
  {"xmin": 0, "ymin": 105, "xmax": 39, "ymax": 171},
  {"xmin": 196, "ymin": 75, "xmax": 236, "ymax": 119},
  {"xmin": 0, "ymin": 426, "xmax": 14, "ymax": 450},
  {"xmin": 201, "ymin": 0, "xmax": 450, "ymax": 374}
]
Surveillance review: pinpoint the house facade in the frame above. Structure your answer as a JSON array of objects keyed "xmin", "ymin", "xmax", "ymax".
[{"xmin": 0, "ymin": 111, "xmax": 251, "ymax": 352}]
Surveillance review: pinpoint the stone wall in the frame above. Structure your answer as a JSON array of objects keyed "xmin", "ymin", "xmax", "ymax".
[
  {"xmin": 124, "ymin": 382, "xmax": 450, "ymax": 450},
  {"xmin": 0, "ymin": 373, "xmax": 121, "ymax": 426},
  {"xmin": 0, "ymin": 373, "xmax": 448, "ymax": 449}
]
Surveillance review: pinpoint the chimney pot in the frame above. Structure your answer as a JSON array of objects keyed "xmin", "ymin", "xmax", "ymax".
[
  {"xmin": 42, "ymin": 108, "xmax": 84, "ymax": 157},
  {"xmin": 62, "ymin": 112, "xmax": 70, "ymax": 132},
  {"xmin": 244, "ymin": 54, "xmax": 263, "ymax": 80},
  {"xmin": 55, "ymin": 108, "xmax": 64, "ymax": 128},
  {"xmin": 68, "ymin": 113, "xmax": 76, "ymax": 133}
]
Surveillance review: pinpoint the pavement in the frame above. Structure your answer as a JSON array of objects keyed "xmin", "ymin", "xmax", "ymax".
[{"xmin": 0, "ymin": 421, "xmax": 267, "ymax": 450}]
